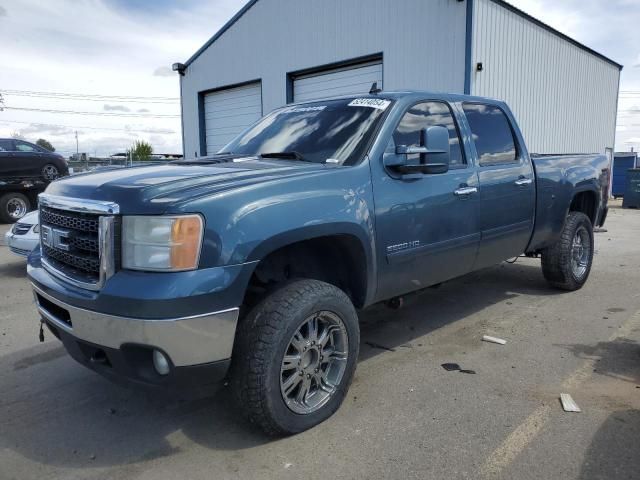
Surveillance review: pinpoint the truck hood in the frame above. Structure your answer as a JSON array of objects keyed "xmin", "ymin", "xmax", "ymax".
[{"xmin": 44, "ymin": 158, "xmax": 335, "ymax": 214}]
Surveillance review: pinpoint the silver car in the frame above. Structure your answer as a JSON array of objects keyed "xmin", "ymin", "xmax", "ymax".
[{"xmin": 4, "ymin": 210, "xmax": 39, "ymax": 257}]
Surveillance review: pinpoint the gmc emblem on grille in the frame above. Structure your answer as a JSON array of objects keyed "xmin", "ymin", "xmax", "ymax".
[{"xmin": 41, "ymin": 225, "xmax": 71, "ymax": 251}]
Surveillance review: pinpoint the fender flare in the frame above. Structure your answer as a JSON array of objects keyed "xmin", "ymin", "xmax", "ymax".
[{"xmin": 245, "ymin": 222, "xmax": 377, "ymax": 306}]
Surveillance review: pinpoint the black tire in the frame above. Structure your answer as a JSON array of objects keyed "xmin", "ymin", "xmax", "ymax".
[
  {"xmin": 231, "ymin": 279, "xmax": 360, "ymax": 436},
  {"xmin": 541, "ymin": 212, "xmax": 594, "ymax": 291},
  {"xmin": 42, "ymin": 164, "xmax": 60, "ymax": 182},
  {"xmin": 0, "ymin": 193, "xmax": 31, "ymax": 223}
]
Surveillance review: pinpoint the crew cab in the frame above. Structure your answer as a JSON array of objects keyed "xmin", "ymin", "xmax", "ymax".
[{"xmin": 27, "ymin": 91, "xmax": 609, "ymax": 435}]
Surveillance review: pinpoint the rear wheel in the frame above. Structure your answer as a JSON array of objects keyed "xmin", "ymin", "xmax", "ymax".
[
  {"xmin": 541, "ymin": 212, "xmax": 594, "ymax": 291},
  {"xmin": 42, "ymin": 164, "xmax": 60, "ymax": 182},
  {"xmin": 0, "ymin": 193, "xmax": 31, "ymax": 223},
  {"xmin": 231, "ymin": 279, "xmax": 359, "ymax": 436}
]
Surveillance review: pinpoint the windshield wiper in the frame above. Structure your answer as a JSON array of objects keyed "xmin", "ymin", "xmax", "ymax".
[{"xmin": 260, "ymin": 151, "xmax": 310, "ymax": 162}]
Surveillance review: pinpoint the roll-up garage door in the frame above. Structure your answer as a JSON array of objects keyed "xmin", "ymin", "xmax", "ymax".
[
  {"xmin": 292, "ymin": 61, "xmax": 383, "ymax": 103},
  {"xmin": 203, "ymin": 82, "xmax": 262, "ymax": 155}
]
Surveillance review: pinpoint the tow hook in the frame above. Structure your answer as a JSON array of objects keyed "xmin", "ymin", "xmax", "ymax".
[
  {"xmin": 385, "ymin": 296, "xmax": 404, "ymax": 310},
  {"xmin": 38, "ymin": 320, "xmax": 45, "ymax": 343}
]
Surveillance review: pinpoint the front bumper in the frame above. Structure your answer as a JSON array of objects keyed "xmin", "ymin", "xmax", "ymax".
[
  {"xmin": 5, "ymin": 230, "xmax": 38, "ymax": 257},
  {"xmin": 33, "ymin": 283, "xmax": 239, "ymax": 386}
]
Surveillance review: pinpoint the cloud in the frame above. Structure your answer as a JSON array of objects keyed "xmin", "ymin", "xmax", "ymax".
[
  {"xmin": 153, "ymin": 66, "xmax": 174, "ymax": 77},
  {"xmin": 123, "ymin": 124, "xmax": 175, "ymax": 134},
  {"xmin": 103, "ymin": 104, "xmax": 131, "ymax": 112},
  {"xmin": 0, "ymin": 6, "xmax": 7, "ymax": 17},
  {"xmin": 17, "ymin": 123, "xmax": 76, "ymax": 137},
  {"xmin": 0, "ymin": 0, "xmax": 235, "ymax": 155},
  {"xmin": 137, "ymin": 108, "xmax": 150, "ymax": 113}
]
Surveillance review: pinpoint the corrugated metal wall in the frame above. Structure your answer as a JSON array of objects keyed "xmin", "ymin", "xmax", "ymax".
[
  {"xmin": 471, "ymin": 0, "xmax": 620, "ymax": 154},
  {"xmin": 292, "ymin": 61, "xmax": 383, "ymax": 103},
  {"xmin": 181, "ymin": 0, "xmax": 467, "ymax": 158}
]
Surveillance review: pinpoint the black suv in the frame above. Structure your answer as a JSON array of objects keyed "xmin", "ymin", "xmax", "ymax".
[{"xmin": 0, "ymin": 138, "xmax": 69, "ymax": 182}]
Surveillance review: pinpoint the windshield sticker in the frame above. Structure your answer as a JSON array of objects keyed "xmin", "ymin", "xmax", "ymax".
[
  {"xmin": 287, "ymin": 105, "xmax": 327, "ymax": 113},
  {"xmin": 348, "ymin": 98, "xmax": 391, "ymax": 110}
]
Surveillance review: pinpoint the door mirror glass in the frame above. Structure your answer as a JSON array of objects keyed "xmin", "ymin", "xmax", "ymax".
[
  {"xmin": 386, "ymin": 126, "xmax": 450, "ymax": 175},
  {"xmin": 419, "ymin": 126, "xmax": 450, "ymax": 174}
]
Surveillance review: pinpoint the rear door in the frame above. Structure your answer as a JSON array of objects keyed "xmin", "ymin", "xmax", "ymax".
[
  {"xmin": 371, "ymin": 100, "xmax": 480, "ymax": 300},
  {"xmin": 0, "ymin": 139, "xmax": 18, "ymax": 177},
  {"xmin": 461, "ymin": 103, "xmax": 535, "ymax": 269}
]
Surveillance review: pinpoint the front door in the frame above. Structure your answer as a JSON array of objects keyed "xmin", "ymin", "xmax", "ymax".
[
  {"xmin": 371, "ymin": 101, "xmax": 480, "ymax": 301},
  {"xmin": 461, "ymin": 103, "xmax": 535, "ymax": 269}
]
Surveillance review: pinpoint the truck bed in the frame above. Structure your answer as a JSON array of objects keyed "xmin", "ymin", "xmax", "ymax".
[{"xmin": 527, "ymin": 153, "xmax": 610, "ymax": 252}]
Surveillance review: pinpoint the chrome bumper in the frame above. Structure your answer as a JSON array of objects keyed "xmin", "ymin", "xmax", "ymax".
[{"xmin": 32, "ymin": 284, "xmax": 239, "ymax": 367}]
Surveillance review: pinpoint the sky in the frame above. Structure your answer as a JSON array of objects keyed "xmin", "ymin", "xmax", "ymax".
[{"xmin": 0, "ymin": 0, "xmax": 638, "ymax": 157}]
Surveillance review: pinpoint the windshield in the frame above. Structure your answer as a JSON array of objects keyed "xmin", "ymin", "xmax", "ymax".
[{"xmin": 221, "ymin": 98, "xmax": 392, "ymax": 165}]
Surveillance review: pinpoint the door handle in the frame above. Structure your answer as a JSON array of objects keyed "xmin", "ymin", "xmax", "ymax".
[
  {"xmin": 515, "ymin": 178, "xmax": 533, "ymax": 186},
  {"xmin": 454, "ymin": 186, "xmax": 478, "ymax": 196}
]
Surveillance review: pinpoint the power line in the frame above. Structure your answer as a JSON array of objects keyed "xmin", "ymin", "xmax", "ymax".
[
  {"xmin": 0, "ymin": 118, "xmax": 176, "ymax": 134},
  {"xmin": 1, "ymin": 89, "xmax": 179, "ymax": 103},
  {"xmin": 3, "ymin": 91, "xmax": 179, "ymax": 105},
  {"xmin": 3, "ymin": 106, "xmax": 179, "ymax": 118}
]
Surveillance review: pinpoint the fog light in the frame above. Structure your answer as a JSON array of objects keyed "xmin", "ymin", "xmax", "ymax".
[{"xmin": 152, "ymin": 349, "xmax": 170, "ymax": 375}]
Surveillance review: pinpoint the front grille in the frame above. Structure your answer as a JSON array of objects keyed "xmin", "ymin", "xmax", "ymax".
[
  {"xmin": 40, "ymin": 208, "xmax": 99, "ymax": 232},
  {"xmin": 12, "ymin": 223, "xmax": 31, "ymax": 235},
  {"xmin": 43, "ymin": 244, "xmax": 100, "ymax": 274},
  {"xmin": 40, "ymin": 206, "xmax": 104, "ymax": 283}
]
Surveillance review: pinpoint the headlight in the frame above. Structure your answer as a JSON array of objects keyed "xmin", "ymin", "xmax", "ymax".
[
  {"xmin": 122, "ymin": 215, "xmax": 204, "ymax": 271},
  {"xmin": 32, "ymin": 224, "xmax": 40, "ymax": 233}
]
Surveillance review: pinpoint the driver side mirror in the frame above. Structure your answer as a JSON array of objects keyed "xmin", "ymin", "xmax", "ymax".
[{"xmin": 385, "ymin": 126, "xmax": 451, "ymax": 176}]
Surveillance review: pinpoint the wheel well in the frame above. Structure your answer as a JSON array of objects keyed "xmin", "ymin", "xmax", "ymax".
[
  {"xmin": 244, "ymin": 235, "xmax": 368, "ymax": 310},
  {"xmin": 569, "ymin": 191, "xmax": 597, "ymax": 224}
]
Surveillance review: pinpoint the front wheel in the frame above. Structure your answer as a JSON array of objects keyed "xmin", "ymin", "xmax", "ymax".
[
  {"xmin": 231, "ymin": 279, "xmax": 360, "ymax": 436},
  {"xmin": 541, "ymin": 212, "xmax": 594, "ymax": 291}
]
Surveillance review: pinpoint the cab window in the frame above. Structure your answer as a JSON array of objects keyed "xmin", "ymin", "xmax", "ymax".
[
  {"xmin": 392, "ymin": 101, "xmax": 465, "ymax": 168},
  {"xmin": 462, "ymin": 103, "xmax": 518, "ymax": 166}
]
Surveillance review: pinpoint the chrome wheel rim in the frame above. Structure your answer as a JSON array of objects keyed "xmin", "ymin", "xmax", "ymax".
[
  {"xmin": 42, "ymin": 164, "xmax": 59, "ymax": 181},
  {"xmin": 571, "ymin": 226, "xmax": 591, "ymax": 279},
  {"xmin": 280, "ymin": 311, "xmax": 348, "ymax": 415},
  {"xmin": 7, "ymin": 198, "xmax": 27, "ymax": 219}
]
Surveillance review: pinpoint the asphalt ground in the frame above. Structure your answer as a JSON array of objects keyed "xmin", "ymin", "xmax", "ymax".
[{"xmin": 1, "ymin": 202, "xmax": 638, "ymax": 480}]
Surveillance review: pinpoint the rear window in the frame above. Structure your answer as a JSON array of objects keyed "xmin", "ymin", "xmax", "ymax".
[
  {"xmin": 462, "ymin": 104, "xmax": 517, "ymax": 166},
  {"xmin": 0, "ymin": 139, "xmax": 13, "ymax": 152}
]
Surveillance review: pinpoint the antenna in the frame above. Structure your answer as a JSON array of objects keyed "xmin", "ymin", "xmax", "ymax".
[{"xmin": 369, "ymin": 82, "xmax": 382, "ymax": 94}]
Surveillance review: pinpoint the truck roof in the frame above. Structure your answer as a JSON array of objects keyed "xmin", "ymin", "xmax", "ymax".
[{"xmin": 290, "ymin": 90, "xmax": 507, "ymax": 107}]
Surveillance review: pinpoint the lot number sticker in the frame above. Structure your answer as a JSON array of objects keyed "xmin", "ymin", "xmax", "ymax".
[{"xmin": 348, "ymin": 98, "xmax": 391, "ymax": 110}]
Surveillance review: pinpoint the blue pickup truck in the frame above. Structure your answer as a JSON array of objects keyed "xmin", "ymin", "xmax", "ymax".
[{"xmin": 28, "ymin": 91, "xmax": 609, "ymax": 435}]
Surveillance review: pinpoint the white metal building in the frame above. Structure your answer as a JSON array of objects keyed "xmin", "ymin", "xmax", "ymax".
[{"xmin": 177, "ymin": 0, "xmax": 622, "ymax": 158}]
